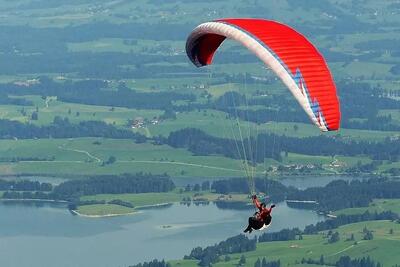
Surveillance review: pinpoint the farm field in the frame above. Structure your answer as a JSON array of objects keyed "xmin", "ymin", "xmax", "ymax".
[
  {"xmin": 0, "ymin": 0, "xmax": 397, "ymax": 182},
  {"xmin": 0, "ymin": 138, "xmax": 266, "ymax": 177},
  {"xmin": 171, "ymin": 220, "xmax": 400, "ymax": 267},
  {"xmin": 0, "ymin": 135, "xmax": 383, "ymax": 178},
  {"xmin": 335, "ymin": 199, "xmax": 400, "ymax": 216}
]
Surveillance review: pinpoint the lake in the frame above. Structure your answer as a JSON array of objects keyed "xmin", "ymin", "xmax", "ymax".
[
  {"xmin": 280, "ymin": 175, "xmax": 364, "ymax": 189},
  {"xmin": 0, "ymin": 200, "xmax": 324, "ymax": 267}
]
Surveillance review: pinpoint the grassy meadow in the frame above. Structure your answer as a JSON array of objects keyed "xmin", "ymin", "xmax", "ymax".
[{"xmin": 170, "ymin": 220, "xmax": 400, "ymax": 267}]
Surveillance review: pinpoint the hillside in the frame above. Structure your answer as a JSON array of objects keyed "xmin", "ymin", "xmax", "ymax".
[{"xmin": 0, "ymin": 0, "xmax": 398, "ymax": 179}]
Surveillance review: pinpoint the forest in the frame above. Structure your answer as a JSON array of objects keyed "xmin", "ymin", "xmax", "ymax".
[
  {"xmin": 211, "ymin": 178, "xmax": 400, "ymax": 212},
  {"xmin": 166, "ymin": 128, "xmax": 400, "ymax": 162},
  {"xmin": 0, "ymin": 117, "xmax": 145, "ymax": 141},
  {"xmin": 1, "ymin": 173, "xmax": 175, "ymax": 202}
]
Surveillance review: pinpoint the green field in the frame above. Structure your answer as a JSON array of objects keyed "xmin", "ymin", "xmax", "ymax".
[
  {"xmin": 0, "ymin": 136, "xmax": 381, "ymax": 178},
  {"xmin": 0, "ymin": 0, "xmax": 398, "ymax": 179},
  {"xmin": 0, "ymin": 0, "xmax": 312, "ymax": 27},
  {"xmin": 2, "ymin": 96, "xmax": 398, "ymax": 143},
  {"xmin": 0, "ymin": 122, "xmax": 388, "ymax": 178},
  {"xmin": 336, "ymin": 199, "xmax": 400, "ymax": 216},
  {"xmin": 171, "ymin": 220, "xmax": 400, "ymax": 267},
  {"xmin": 76, "ymin": 204, "xmax": 135, "ymax": 217},
  {"xmin": 144, "ymin": 110, "xmax": 398, "ymax": 142},
  {"xmin": 0, "ymin": 138, "xmax": 267, "ymax": 177},
  {"xmin": 0, "ymin": 96, "xmax": 162, "ymax": 127},
  {"xmin": 68, "ymin": 38, "xmax": 185, "ymax": 55}
]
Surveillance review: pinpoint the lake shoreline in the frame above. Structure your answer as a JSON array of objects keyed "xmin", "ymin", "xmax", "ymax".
[
  {"xmin": 0, "ymin": 198, "xmax": 68, "ymax": 204},
  {"xmin": 70, "ymin": 209, "xmax": 138, "ymax": 218},
  {"xmin": 74, "ymin": 202, "xmax": 173, "ymax": 218}
]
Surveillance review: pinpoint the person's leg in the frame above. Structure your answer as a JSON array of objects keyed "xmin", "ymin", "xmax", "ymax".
[
  {"xmin": 244, "ymin": 217, "xmax": 254, "ymax": 233},
  {"xmin": 249, "ymin": 216, "xmax": 264, "ymax": 230},
  {"xmin": 243, "ymin": 225, "xmax": 252, "ymax": 233},
  {"xmin": 264, "ymin": 215, "xmax": 272, "ymax": 226}
]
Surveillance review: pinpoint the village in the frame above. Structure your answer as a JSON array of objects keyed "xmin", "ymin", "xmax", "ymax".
[{"xmin": 130, "ymin": 116, "xmax": 160, "ymax": 129}]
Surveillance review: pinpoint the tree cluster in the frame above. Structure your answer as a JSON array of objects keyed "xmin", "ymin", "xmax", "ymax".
[
  {"xmin": 211, "ymin": 178, "xmax": 294, "ymax": 202},
  {"xmin": 336, "ymin": 256, "xmax": 382, "ymax": 267},
  {"xmin": 363, "ymin": 226, "xmax": 374, "ymax": 240},
  {"xmin": 301, "ymin": 255, "xmax": 382, "ymax": 267},
  {"xmin": 303, "ymin": 211, "xmax": 398, "ymax": 234},
  {"xmin": 0, "ymin": 117, "xmax": 145, "ymax": 142},
  {"xmin": 129, "ymin": 259, "xmax": 170, "ymax": 267},
  {"xmin": 3, "ymin": 191, "xmax": 51, "ymax": 200},
  {"xmin": 212, "ymin": 80, "xmax": 400, "ymax": 132},
  {"xmin": 0, "ymin": 179, "xmax": 52, "ymax": 191},
  {"xmin": 184, "ymin": 235, "xmax": 256, "ymax": 266},
  {"xmin": 166, "ymin": 128, "xmax": 400, "ymax": 164},
  {"xmin": 258, "ymin": 228, "xmax": 301, "ymax": 243},
  {"xmin": 254, "ymin": 258, "xmax": 281, "ymax": 267},
  {"xmin": 287, "ymin": 179, "xmax": 400, "ymax": 211},
  {"xmin": 211, "ymin": 177, "xmax": 400, "ymax": 212},
  {"xmin": 0, "ymin": 77, "xmax": 194, "ymax": 110},
  {"xmin": 53, "ymin": 173, "xmax": 175, "ymax": 201},
  {"xmin": 328, "ymin": 231, "xmax": 340, "ymax": 243}
]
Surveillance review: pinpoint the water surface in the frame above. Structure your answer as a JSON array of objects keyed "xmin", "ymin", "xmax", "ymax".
[{"xmin": 0, "ymin": 201, "xmax": 324, "ymax": 267}]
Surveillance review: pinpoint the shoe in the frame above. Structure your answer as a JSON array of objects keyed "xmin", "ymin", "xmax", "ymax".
[{"xmin": 244, "ymin": 226, "xmax": 251, "ymax": 233}]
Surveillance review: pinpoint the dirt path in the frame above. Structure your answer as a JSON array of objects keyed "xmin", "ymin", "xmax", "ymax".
[
  {"xmin": 118, "ymin": 160, "xmax": 248, "ymax": 173},
  {"xmin": 58, "ymin": 144, "xmax": 102, "ymax": 162},
  {"xmin": 328, "ymin": 240, "xmax": 366, "ymax": 257},
  {"xmin": 53, "ymin": 144, "xmax": 260, "ymax": 174}
]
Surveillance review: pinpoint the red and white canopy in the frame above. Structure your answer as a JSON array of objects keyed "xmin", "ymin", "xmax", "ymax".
[{"xmin": 186, "ymin": 18, "xmax": 341, "ymax": 131}]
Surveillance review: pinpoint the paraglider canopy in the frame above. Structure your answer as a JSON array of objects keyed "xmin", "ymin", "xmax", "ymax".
[{"xmin": 186, "ymin": 18, "xmax": 341, "ymax": 131}]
